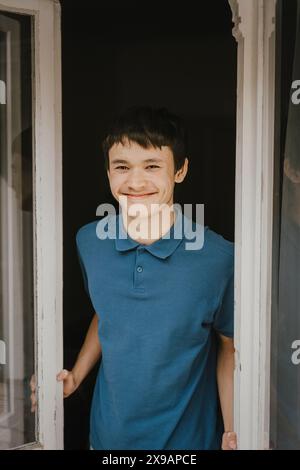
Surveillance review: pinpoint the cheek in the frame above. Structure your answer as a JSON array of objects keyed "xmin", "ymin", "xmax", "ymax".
[
  {"xmin": 158, "ymin": 174, "xmax": 175, "ymax": 193},
  {"xmin": 108, "ymin": 175, "xmax": 123, "ymax": 192}
]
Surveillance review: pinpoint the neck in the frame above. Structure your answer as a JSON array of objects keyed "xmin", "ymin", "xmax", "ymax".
[{"xmin": 121, "ymin": 204, "xmax": 176, "ymax": 245}]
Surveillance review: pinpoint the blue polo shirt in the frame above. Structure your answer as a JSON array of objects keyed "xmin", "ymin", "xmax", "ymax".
[{"xmin": 76, "ymin": 209, "xmax": 234, "ymax": 450}]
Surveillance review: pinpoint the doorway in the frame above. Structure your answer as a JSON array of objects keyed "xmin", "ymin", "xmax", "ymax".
[{"xmin": 61, "ymin": 0, "xmax": 237, "ymax": 449}]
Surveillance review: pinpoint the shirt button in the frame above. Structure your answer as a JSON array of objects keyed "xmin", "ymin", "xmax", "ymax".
[{"xmin": 136, "ymin": 266, "xmax": 143, "ymax": 273}]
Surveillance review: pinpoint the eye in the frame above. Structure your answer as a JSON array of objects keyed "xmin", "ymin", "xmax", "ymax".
[
  {"xmin": 146, "ymin": 165, "xmax": 160, "ymax": 169},
  {"xmin": 115, "ymin": 165, "xmax": 129, "ymax": 171}
]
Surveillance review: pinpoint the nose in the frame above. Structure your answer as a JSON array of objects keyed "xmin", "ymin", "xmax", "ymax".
[{"xmin": 126, "ymin": 169, "xmax": 147, "ymax": 191}]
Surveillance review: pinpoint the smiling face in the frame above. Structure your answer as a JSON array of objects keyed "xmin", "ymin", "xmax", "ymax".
[{"xmin": 107, "ymin": 139, "xmax": 188, "ymax": 219}]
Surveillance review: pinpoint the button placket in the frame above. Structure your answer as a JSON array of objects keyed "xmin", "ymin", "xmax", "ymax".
[{"xmin": 134, "ymin": 247, "xmax": 145, "ymax": 290}]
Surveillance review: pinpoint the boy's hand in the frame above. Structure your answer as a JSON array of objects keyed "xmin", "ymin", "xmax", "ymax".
[
  {"xmin": 30, "ymin": 374, "xmax": 37, "ymax": 413},
  {"xmin": 30, "ymin": 369, "xmax": 78, "ymax": 413},
  {"xmin": 221, "ymin": 431, "xmax": 237, "ymax": 450},
  {"xmin": 56, "ymin": 369, "xmax": 78, "ymax": 398}
]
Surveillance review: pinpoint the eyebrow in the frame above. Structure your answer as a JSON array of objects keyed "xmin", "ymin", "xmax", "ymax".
[{"xmin": 111, "ymin": 158, "xmax": 164, "ymax": 165}]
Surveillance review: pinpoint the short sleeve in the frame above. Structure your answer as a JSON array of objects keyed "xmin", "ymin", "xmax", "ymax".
[{"xmin": 213, "ymin": 271, "xmax": 234, "ymax": 338}]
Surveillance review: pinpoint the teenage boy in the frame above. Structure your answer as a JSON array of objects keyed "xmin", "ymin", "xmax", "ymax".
[{"xmin": 58, "ymin": 106, "xmax": 237, "ymax": 450}]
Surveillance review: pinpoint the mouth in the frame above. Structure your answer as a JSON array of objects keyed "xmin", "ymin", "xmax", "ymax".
[{"xmin": 122, "ymin": 192, "xmax": 158, "ymax": 199}]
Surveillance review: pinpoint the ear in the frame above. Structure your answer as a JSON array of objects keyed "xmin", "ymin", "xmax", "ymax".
[
  {"xmin": 284, "ymin": 158, "xmax": 300, "ymax": 184},
  {"xmin": 174, "ymin": 158, "xmax": 189, "ymax": 183}
]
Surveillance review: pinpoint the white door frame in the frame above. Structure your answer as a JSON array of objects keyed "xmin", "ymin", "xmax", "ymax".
[
  {"xmin": 228, "ymin": 0, "xmax": 277, "ymax": 450},
  {"xmin": 0, "ymin": 0, "xmax": 278, "ymax": 451},
  {"xmin": 0, "ymin": 0, "xmax": 63, "ymax": 449}
]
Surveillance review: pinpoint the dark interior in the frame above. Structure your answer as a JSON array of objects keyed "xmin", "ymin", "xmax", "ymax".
[{"xmin": 60, "ymin": 0, "xmax": 237, "ymax": 449}]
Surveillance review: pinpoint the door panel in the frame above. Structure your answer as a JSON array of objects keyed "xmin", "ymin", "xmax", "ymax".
[
  {"xmin": 270, "ymin": 0, "xmax": 300, "ymax": 450},
  {"xmin": 0, "ymin": 0, "xmax": 63, "ymax": 450},
  {"xmin": 0, "ymin": 11, "xmax": 34, "ymax": 449}
]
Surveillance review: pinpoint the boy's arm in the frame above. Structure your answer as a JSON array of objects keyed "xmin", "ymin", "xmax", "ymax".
[
  {"xmin": 71, "ymin": 313, "xmax": 102, "ymax": 388},
  {"xmin": 216, "ymin": 333, "xmax": 237, "ymax": 449}
]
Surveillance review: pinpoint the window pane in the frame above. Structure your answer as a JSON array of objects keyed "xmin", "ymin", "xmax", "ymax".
[
  {"xmin": 0, "ymin": 11, "xmax": 35, "ymax": 448},
  {"xmin": 270, "ymin": 0, "xmax": 300, "ymax": 450}
]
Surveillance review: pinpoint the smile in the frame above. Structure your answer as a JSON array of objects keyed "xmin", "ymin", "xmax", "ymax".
[{"xmin": 123, "ymin": 193, "xmax": 157, "ymax": 198}]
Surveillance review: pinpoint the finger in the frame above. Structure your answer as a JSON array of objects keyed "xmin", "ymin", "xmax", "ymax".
[
  {"xmin": 221, "ymin": 437, "xmax": 229, "ymax": 450},
  {"xmin": 222, "ymin": 440, "xmax": 232, "ymax": 450},
  {"xmin": 31, "ymin": 391, "xmax": 37, "ymax": 405},
  {"xmin": 56, "ymin": 369, "xmax": 69, "ymax": 381},
  {"xmin": 30, "ymin": 375, "xmax": 36, "ymax": 391},
  {"xmin": 226, "ymin": 432, "xmax": 237, "ymax": 450},
  {"xmin": 30, "ymin": 393, "xmax": 37, "ymax": 414}
]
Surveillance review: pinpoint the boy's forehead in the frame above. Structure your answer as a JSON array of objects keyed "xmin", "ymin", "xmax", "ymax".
[{"xmin": 109, "ymin": 140, "xmax": 173, "ymax": 160}]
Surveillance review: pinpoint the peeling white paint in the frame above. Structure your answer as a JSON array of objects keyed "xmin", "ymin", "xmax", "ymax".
[
  {"xmin": 0, "ymin": 80, "xmax": 6, "ymax": 104},
  {"xmin": 0, "ymin": 339, "xmax": 6, "ymax": 364}
]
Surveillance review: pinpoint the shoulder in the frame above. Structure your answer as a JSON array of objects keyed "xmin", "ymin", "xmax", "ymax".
[
  {"xmin": 182, "ymin": 217, "xmax": 233, "ymax": 274},
  {"xmin": 76, "ymin": 214, "xmax": 117, "ymax": 252},
  {"xmin": 201, "ymin": 227, "xmax": 234, "ymax": 279},
  {"xmin": 204, "ymin": 227, "xmax": 234, "ymax": 260},
  {"xmin": 184, "ymin": 216, "xmax": 234, "ymax": 259},
  {"xmin": 76, "ymin": 219, "xmax": 99, "ymax": 248}
]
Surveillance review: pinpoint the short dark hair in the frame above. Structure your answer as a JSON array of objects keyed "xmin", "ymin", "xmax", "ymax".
[{"xmin": 102, "ymin": 106, "xmax": 188, "ymax": 172}]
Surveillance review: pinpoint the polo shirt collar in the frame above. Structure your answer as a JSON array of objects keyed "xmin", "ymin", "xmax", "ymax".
[{"xmin": 115, "ymin": 208, "xmax": 185, "ymax": 259}]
